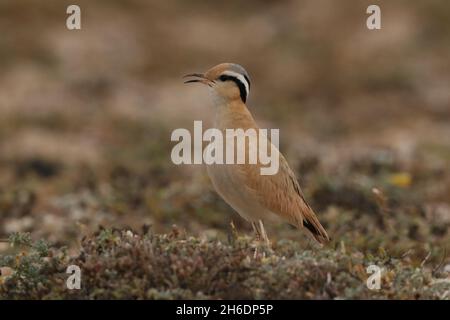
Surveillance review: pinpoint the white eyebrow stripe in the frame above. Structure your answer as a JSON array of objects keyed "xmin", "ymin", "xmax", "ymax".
[{"xmin": 222, "ymin": 71, "xmax": 250, "ymax": 98}]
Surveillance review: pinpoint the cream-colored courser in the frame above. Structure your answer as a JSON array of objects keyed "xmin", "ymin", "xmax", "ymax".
[{"xmin": 184, "ymin": 63, "xmax": 329, "ymax": 245}]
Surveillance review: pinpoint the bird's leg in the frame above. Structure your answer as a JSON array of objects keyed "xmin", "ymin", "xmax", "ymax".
[
  {"xmin": 251, "ymin": 221, "xmax": 261, "ymax": 259},
  {"xmin": 251, "ymin": 220, "xmax": 271, "ymax": 258},
  {"xmin": 257, "ymin": 220, "xmax": 271, "ymax": 248},
  {"xmin": 251, "ymin": 221, "xmax": 261, "ymax": 241}
]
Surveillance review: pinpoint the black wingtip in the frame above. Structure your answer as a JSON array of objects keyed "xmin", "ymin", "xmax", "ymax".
[{"xmin": 303, "ymin": 220, "xmax": 330, "ymax": 244}]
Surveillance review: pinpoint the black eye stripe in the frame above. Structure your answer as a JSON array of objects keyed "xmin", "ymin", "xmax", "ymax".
[
  {"xmin": 217, "ymin": 75, "xmax": 248, "ymax": 103},
  {"xmin": 243, "ymin": 74, "xmax": 251, "ymax": 89}
]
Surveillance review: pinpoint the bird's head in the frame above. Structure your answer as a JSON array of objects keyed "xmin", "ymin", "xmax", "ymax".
[{"xmin": 184, "ymin": 63, "xmax": 251, "ymax": 103}]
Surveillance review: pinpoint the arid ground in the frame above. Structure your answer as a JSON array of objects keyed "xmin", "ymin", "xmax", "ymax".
[{"xmin": 0, "ymin": 0, "xmax": 449, "ymax": 299}]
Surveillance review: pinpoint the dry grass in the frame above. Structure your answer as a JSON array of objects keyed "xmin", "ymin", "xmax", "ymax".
[{"xmin": 0, "ymin": 0, "xmax": 449, "ymax": 299}]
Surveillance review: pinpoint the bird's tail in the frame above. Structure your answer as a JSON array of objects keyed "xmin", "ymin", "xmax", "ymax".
[{"xmin": 301, "ymin": 207, "xmax": 330, "ymax": 245}]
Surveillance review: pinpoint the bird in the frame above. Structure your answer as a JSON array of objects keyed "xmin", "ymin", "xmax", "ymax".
[{"xmin": 184, "ymin": 63, "xmax": 330, "ymax": 246}]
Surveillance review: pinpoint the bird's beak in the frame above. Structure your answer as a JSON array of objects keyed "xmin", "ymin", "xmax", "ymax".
[{"xmin": 183, "ymin": 73, "xmax": 213, "ymax": 87}]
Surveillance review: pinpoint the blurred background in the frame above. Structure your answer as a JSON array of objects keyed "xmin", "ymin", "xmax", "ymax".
[{"xmin": 0, "ymin": 0, "xmax": 449, "ymax": 263}]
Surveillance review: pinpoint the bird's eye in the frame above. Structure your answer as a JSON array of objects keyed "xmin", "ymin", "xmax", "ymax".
[{"xmin": 218, "ymin": 75, "xmax": 227, "ymax": 81}]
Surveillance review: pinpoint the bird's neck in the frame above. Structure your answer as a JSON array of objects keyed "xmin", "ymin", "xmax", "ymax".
[{"xmin": 213, "ymin": 99, "xmax": 257, "ymax": 130}]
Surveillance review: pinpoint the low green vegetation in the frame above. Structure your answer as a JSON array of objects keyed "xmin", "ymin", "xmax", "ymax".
[
  {"xmin": 1, "ymin": 0, "xmax": 449, "ymax": 300},
  {"xmin": 1, "ymin": 227, "xmax": 448, "ymax": 299}
]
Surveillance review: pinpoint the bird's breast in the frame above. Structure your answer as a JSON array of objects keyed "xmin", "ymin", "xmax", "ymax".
[{"xmin": 206, "ymin": 161, "xmax": 272, "ymax": 222}]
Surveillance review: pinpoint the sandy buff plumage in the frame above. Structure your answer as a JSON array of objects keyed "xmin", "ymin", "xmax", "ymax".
[{"xmin": 184, "ymin": 63, "xmax": 330, "ymax": 245}]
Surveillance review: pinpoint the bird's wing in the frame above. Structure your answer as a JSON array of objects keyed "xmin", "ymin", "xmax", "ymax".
[{"xmin": 237, "ymin": 143, "xmax": 330, "ymax": 244}]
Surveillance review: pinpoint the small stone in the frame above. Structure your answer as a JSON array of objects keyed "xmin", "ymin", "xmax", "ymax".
[
  {"xmin": 0, "ymin": 267, "xmax": 13, "ymax": 277},
  {"xmin": 444, "ymin": 264, "xmax": 450, "ymax": 273}
]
